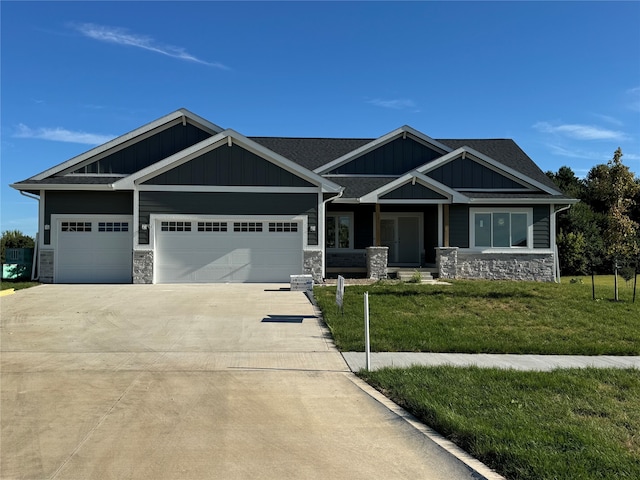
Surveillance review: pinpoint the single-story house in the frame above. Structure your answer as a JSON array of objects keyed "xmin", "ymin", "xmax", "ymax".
[{"xmin": 11, "ymin": 108, "xmax": 576, "ymax": 284}]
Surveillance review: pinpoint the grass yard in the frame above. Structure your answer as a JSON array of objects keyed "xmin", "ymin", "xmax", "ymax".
[
  {"xmin": 0, "ymin": 280, "xmax": 40, "ymax": 291},
  {"xmin": 314, "ymin": 279, "xmax": 640, "ymax": 354},
  {"xmin": 360, "ymin": 366, "xmax": 640, "ymax": 480}
]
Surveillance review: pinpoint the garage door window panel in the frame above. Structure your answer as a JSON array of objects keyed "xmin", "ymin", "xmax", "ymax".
[
  {"xmin": 198, "ymin": 222, "xmax": 228, "ymax": 232},
  {"xmin": 161, "ymin": 221, "xmax": 192, "ymax": 232},
  {"xmin": 98, "ymin": 222, "xmax": 129, "ymax": 232},
  {"xmin": 234, "ymin": 222, "xmax": 263, "ymax": 232},
  {"xmin": 268, "ymin": 222, "xmax": 298, "ymax": 232},
  {"xmin": 61, "ymin": 222, "xmax": 92, "ymax": 232}
]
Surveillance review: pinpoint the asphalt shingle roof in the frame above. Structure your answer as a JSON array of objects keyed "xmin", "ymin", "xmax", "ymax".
[
  {"xmin": 251, "ymin": 136, "xmax": 559, "ymax": 193},
  {"xmin": 250, "ymin": 137, "xmax": 372, "ymax": 171}
]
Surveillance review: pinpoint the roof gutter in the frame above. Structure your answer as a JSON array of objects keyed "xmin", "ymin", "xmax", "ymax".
[{"xmin": 19, "ymin": 190, "xmax": 40, "ymax": 201}]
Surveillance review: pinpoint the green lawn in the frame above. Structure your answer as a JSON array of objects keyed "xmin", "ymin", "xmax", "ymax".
[
  {"xmin": 0, "ymin": 280, "xmax": 40, "ymax": 291},
  {"xmin": 314, "ymin": 279, "xmax": 640, "ymax": 354},
  {"xmin": 361, "ymin": 366, "xmax": 640, "ymax": 480}
]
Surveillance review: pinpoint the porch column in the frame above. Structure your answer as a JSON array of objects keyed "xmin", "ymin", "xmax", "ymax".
[
  {"xmin": 375, "ymin": 203, "xmax": 381, "ymax": 246},
  {"xmin": 443, "ymin": 204, "xmax": 450, "ymax": 247}
]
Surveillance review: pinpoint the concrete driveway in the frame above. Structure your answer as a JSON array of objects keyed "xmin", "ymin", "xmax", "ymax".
[{"xmin": 2, "ymin": 284, "xmax": 489, "ymax": 480}]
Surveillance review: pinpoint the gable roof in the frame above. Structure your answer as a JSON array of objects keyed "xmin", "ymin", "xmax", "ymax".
[
  {"xmin": 313, "ymin": 126, "xmax": 451, "ymax": 175},
  {"xmin": 11, "ymin": 109, "xmax": 569, "ymax": 204},
  {"xmin": 437, "ymin": 139, "xmax": 559, "ymax": 192},
  {"xmin": 26, "ymin": 109, "xmax": 222, "ymax": 181},
  {"xmin": 113, "ymin": 129, "xmax": 343, "ymax": 193}
]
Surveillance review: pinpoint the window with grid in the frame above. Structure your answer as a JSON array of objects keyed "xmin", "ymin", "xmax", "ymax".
[
  {"xmin": 197, "ymin": 222, "xmax": 228, "ymax": 232},
  {"xmin": 268, "ymin": 222, "xmax": 298, "ymax": 233},
  {"xmin": 161, "ymin": 221, "xmax": 192, "ymax": 232},
  {"xmin": 233, "ymin": 222, "xmax": 263, "ymax": 232},
  {"xmin": 98, "ymin": 222, "xmax": 129, "ymax": 232},
  {"xmin": 61, "ymin": 221, "xmax": 92, "ymax": 232}
]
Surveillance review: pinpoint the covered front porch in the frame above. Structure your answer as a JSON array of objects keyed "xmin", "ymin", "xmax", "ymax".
[{"xmin": 324, "ymin": 202, "xmax": 449, "ymax": 278}]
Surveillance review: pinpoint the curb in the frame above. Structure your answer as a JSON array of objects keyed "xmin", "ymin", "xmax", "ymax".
[
  {"xmin": 0, "ymin": 288, "xmax": 15, "ymax": 297},
  {"xmin": 345, "ymin": 373, "xmax": 506, "ymax": 480}
]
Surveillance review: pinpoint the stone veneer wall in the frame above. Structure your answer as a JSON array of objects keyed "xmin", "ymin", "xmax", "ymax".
[
  {"xmin": 326, "ymin": 250, "xmax": 367, "ymax": 268},
  {"xmin": 366, "ymin": 246, "xmax": 388, "ymax": 280},
  {"xmin": 39, "ymin": 250, "xmax": 54, "ymax": 283},
  {"xmin": 303, "ymin": 250, "xmax": 323, "ymax": 283},
  {"xmin": 133, "ymin": 250, "xmax": 154, "ymax": 284},
  {"xmin": 436, "ymin": 247, "xmax": 555, "ymax": 282}
]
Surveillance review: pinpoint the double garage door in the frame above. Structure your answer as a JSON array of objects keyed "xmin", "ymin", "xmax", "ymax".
[
  {"xmin": 155, "ymin": 219, "xmax": 303, "ymax": 283},
  {"xmin": 55, "ymin": 216, "xmax": 133, "ymax": 283}
]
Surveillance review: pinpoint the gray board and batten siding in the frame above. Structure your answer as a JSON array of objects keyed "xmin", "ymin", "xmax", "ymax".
[
  {"xmin": 381, "ymin": 182, "xmax": 447, "ymax": 200},
  {"xmin": 69, "ymin": 123, "xmax": 211, "ymax": 175},
  {"xmin": 143, "ymin": 144, "xmax": 314, "ymax": 187},
  {"xmin": 427, "ymin": 157, "xmax": 526, "ymax": 190},
  {"xmin": 327, "ymin": 137, "xmax": 444, "ymax": 175},
  {"xmin": 138, "ymin": 192, "xmax": 318, "ymax": 245},
  {"xmin": 448, "ymin": 204, "xmax": 551, "ymax": 250},
  {"xmin": 43, "ymin": 191, "xmax": 133, "ymax": 244}
]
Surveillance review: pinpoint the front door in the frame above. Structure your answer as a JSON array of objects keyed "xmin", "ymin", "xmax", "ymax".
[{"xmin": 378, "ymin": 214, "xmax": 422, "ymax": 265}]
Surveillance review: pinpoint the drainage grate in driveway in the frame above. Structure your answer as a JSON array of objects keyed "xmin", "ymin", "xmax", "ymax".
[{"xmin": 261, "ymin": 315, "xmax": 315, "ymax": 323}]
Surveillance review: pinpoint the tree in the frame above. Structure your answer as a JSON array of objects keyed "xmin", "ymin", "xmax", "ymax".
[
  {"xmin": 598, "ymin": 149, "xmax": 640, "ymax": 301},
  {"xmin": 546, "ymin": 166, "xmax": 585, "ymax": 199},
  {"xmin": 547, "ymin": 166, "xmax": 607, "ymax": 276},
  {"xmin": 1, "ymin": 230, "xmax": 35, "ymax": 264}
]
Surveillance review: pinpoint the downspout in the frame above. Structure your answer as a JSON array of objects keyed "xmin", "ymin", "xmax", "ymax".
[
  {"xmin": 552, "ymin": 204, "xmax": 572, "ymax": 283},
  {"xmin": 19, "ymin": 190, "xmax": 40, "ymax": 280},
  {"xmin": 321, "ymin": 189, "xmax": 344, "ymax": 279}
]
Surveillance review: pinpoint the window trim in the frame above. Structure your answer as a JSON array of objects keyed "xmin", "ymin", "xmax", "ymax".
[
  {"xmin": 469, "ymin": 207, "xmax": 533, "ymax": 251},
  {"xmin": 326, "ymin": 212, "xmax": 354, "ymax": 250}
]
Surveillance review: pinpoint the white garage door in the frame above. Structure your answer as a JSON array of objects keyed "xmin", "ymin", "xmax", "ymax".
[
  {"xmin": 55, "ymin": 216, "xmax": 133, "ymax": 283},
  {"xmin": 156, "ymin": 219, "xmax": 303, "ymax": 283}
]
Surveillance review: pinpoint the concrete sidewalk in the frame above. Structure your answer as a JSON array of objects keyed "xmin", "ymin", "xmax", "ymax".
[{"xmin": 342, "ymin": 352, "xmax": 640, "ymax": 372}]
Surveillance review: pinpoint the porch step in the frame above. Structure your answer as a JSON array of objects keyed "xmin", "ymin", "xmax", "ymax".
[{"xmin": 394, "ymin": 269, "xmax": 435, "ymax": 283}]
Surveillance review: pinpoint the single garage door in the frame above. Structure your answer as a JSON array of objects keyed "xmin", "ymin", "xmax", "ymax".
[
  {"xmin": 156, "ymin": 219, "xmax": 303, "ymax": 283},
  {"xmin": 55, "ymin": 216, "xmax": 133, "ymax": 283}
]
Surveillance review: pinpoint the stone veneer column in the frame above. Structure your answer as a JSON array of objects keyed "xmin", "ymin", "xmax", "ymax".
[
  {"xmin": 303, "ymin": 250, "xmax": 323, "ymax": 284},
  {"xmin": 366, "ymin": 246, "xmax": 388, "ymax": 280},
  {"xmin": 436, "ymin": 247, "xmax": 458, "ymax": 279},
  {"xmin": 133, "ymin": 250, "xmax": 154, "ymax": 284},
  {"xmin": 39, "ymin": 250, "xmax": 54, "ymax": 283}
]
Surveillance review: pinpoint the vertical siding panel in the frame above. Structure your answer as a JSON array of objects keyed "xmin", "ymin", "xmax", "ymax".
[
  {"xmin": 449, "ymin": 205, "xmax": 469, "ymax": 248},
  {"xmin": 533, "ymin": 205, "xmax": 550, "ymax": 248}
]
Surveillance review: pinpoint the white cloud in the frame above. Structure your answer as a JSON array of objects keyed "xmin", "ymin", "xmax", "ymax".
[
  {"xmin": 14, "ymin": 124, "xmax": 115, "ymax": 145},
  {"xmin": 591, "ymin": 113, "xmax": 623, "ymax": 126},
  {"xmin": 367, "ymin": 98, "xmax": 418, "ymax": 110},
  {"xmin": 72, "ymin": 23, "xmax": 229, "ymax": 69},
  {"xmin": 533, "ymin": 121, "xmax": 627, "ymax": 141},
  {"xmin": 547, "ymin": 144, "xmax": 640, "ymax": 164},
  {"xmin": 627, "ymin": 86, "xmax": 640, "ymax": 112},
  {"xmin": 546, "ymin": 144, "xmax": 607, "ymax": 161}
]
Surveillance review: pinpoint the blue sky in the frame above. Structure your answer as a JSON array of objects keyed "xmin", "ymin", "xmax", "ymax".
[{"xmin": 2, "ymin": 1, "xmax": 639, "ymax": 237}]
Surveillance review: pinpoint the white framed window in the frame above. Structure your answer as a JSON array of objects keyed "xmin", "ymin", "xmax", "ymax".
[
  {"xmin": 470, "ymin": 208, "xmax": 532, "ymax": 249},
  {"xmin": 326, "ymin": 213, "xmax": 353, "ymax": 249}
]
